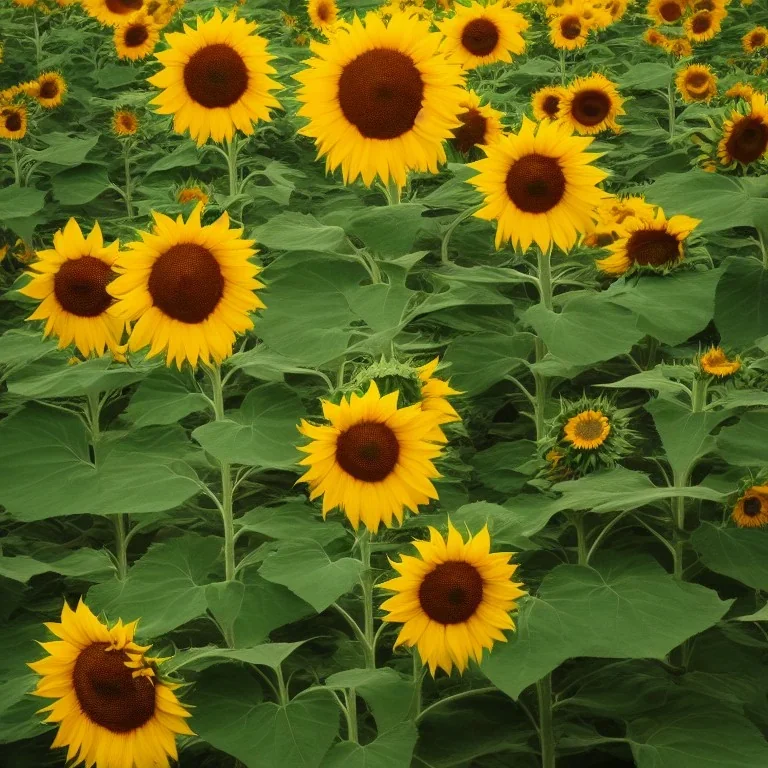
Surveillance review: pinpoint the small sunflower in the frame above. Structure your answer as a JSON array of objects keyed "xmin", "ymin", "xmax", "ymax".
[
  {"xmin": 583, "ymin": 194, "xmax": 656, "ymax": 246},
  {"xmin": 19, "ymin": 219, "xmax": 124, "ymax": 357},
  {"xmin": 29, "ymin": 600, "xmax": 193, "ymax": 768},
  {"xmin": 35, "ymin": 72, "xmax": 66, "ymax": 109},
  {"xmin": 643, "ymin": 27, "xmax": 668, "ymax": 47},
  {"xmin": 81, "ymin": 0, "xmax": 145, "ymax": 26},
  {"xmin": 281, "ymin": 11, "xmax": 298, "ymax": 28},
  {"xmin": 743, "ymin": 26, "xmax": 768, "ymax": 54},
  {"xmin": 663, "ymin": 36, "xmax": 693, "ymax": 57},
  {"xmin": 294, "ymin": 12, "xmax": 465, "ymax": 189},
  {"xmin": 699, "ymin": 346, "xmax": 741, "ymax": 377},
  {"xmin": 114, "ymin": 11, "xmax": 159, "ymax": 60},
  {"xmin": 380, "ymin": 522, "xmax": 524, "ymax": 675},
  {"xmin": 177, "ymin": 184, "xmax": 209, "ymax": 206},
  {"xmin": 559, "ymin": 73, "xmax": 624, "ymax": 135},
  {"xmin": 149, "ymin": 10, "xmax": 281, "ymax": 146},
  {"xmin": 725, "ymin": 82, "xmax": 756, "ymax": 100},
  {"xmin": 297, "ymin": 381, "xmax": 445, "ymax": 533},
  {"xmin": 12, "ymin": 0, "xmax": 37, "ymax": 7},
  {"xmin": 531, "ymin": 84, "xmax": 567, "ymax": 121},
  {"xmin": 0, "ymin": 105, "xmax": 27, "ymax": 140},
  {"xmin": 450, "ymin": 90, "xmax": 504, "ymax": 153},
  {"xmin": 109, "ymin": 204, "xmax": 265, "ymax": 368},
  {"xmin": 647, "ymin": 0, "xmax": 685, "ymax": 24},
  {"xmin": 468, "ymin": 116, "xmax": 609, "ymax": 253},
  {"xmin": 564, "ymin": 409, "xmax": 610, "ymax": 449},
  {"xmin": 550, "ymin": 12, "xmax": 589, "ymax": 49},
  {"xmin": 718, "ymin": 93, "xmax": 768, "ymax": 167},
  {"xmin": 595, "ymin": 208, "xmax": 700, "ymax": 276},
  {"xmin": 113, "ymin": 108, "xmax": 139, "ymax": 136},
  {"xmin": 732, "ymin": 486, "xmax": 768, "ymax": 528},
  {"xmin": 676, "ymin": 63, "xmax": 718, "ymax": 103},
  {"xmin": 308, "ymin": 0, "xmax": 338, "ymax": 31},
  {"xmin": 685, "ymin": 9, "xmax": 721, "ymax": 42},
  {"xmin": 601, "ymin": 0, "xmax": 628, "ymax": 22},
  {"xmin": 417, "ymin": 357, "xmax": 462, "ymax": 437}
]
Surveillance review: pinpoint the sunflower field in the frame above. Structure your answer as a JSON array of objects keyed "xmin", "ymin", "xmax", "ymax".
[{"xmin": 2, "ymin": 0, "xmax": 768, "ymax": 765}]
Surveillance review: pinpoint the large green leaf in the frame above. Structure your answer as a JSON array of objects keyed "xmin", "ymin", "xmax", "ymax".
[
  {"xmin": 51, "ymin": 165, "xmax": 110, "ymax": 205},
  {"xmin": 715, "ymin": 257, "xmax": 768, "ymax": 347},
  {"xmin": 716, "ymin": 411, "xmax": 768, "ymax": 467},
  {"xmin": 236, "ymin": 501, "xmax": 347, "ymax": 547},
  {"xmin": 320, "ymin": 722, "xmax": 418, "ymax": 768},
  {"xmin": 165, "ymin": 642, "xmax": 304, "ymax": 674},
  {"xmin": 25, "ymin": 133, "xmax": 100, "ymax": 167},
  {"xmin": 0, "ymin": 329, "xmax": 58, "ymax": 368},
  {"xmin": 0, "ymin": 186, "xmax": 47, "ymax": 221},
  {"xmin": 255, "ymin": 212, "xmax": 348, "ymax": 253},
  {"xmin": 344, "ymin": 204, "xmax": 426, "ymax": 258},
  {"xmin": 692, "ymin": 523, "xmax": 768, "ymax": 591},
  {"xmin": 124, "ymin": 367, "xmax": 210, "ymax": 427},
  {"xmin": 0, "ymin": 548, "xmax": 112, "ymax": 583}
]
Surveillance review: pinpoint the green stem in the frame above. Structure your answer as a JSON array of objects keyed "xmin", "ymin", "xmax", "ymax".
[
  {"xmin": 410, "ymin": 651, "xmax": 424, "ymax": 718},
  {"xmin": 536, "ymin": 675, "xmax": 556, "ymax": 768},
  {"xmin": 345, "ymin": 689, "xmax": 358, "ymax": 743},
  {"xmin": 114, "ymin": 513, "xmax": 129, "ymax": 580},
  {"xmin": 559, "ymin": 48, "xmax": 566, "ymax": 85},
  {"xmin": 533, "ymin": 249, "xmax": 553, "ymax": 443},
  {"xmin": 275, "ymin": 664, "xmax": 289, "ymax": 707},
  {"xmin": 123, "ymin": 148, "xmax": 134, "ymax": 219},
  {"xmin": 691, "ymin": 376, "xmax": 708, "ymax": 413},
  {"xmin": 415, "ymin": 686, "xmax": 498, "ymax": 723},
  {"xmin": 645, "ymin": 336, "xmax": 658, "ymax": 370},
  {"xmin": 441, "ymin": 204, "xmax": 482, "ymax": 264},
  {"xmin": 11, "ymin": 143, "xmax": 22, "ymax": 186},
  {"xmin": 573, "ymin": 515, "xmax": 588, "ymax": 566},
  {"xmin": 225, "ymin": 135, "xmax": 240, "ymax": 198},
  {"xmin": 672, "ymin": 471, "xmax": 688, "ymax": 581},
  {"xmin": 667, "ymin": 76, "xmax": 676, "ymax": 140},
  {"xmin": 385, "ymin": 177, "xmax": 401, "ymax": 205},
  {"xmin": 358, "ymin": 531, "xmax": 376, "ymax": 669},
  {"xmin": 758, "ymin": 228, "xmax": 767, "ymax": 269},
  {"xmin": 33, "ymin": 13, "xmax": 42, "ymax": 66}
]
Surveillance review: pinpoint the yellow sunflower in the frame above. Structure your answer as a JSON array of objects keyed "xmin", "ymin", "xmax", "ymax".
[
  {"xmin": 113, "ymin": 108, "xmax": 139, "ymax": 136},
  {"xmin": 109, "ymin": 204, "xmax": 264, "ymax": 368},
  {"xmin": 35, "ymin": 72, "xmax": 66, "ymax": 109},
  {"xmin": 294, "ymin": 12, "xmax": 465, "ymax": 189},
  {"xmin": 699, "ymin": 346, "xmax": 740, "ymax": 377},
  {"xmin": 647, "ymin": 0, "xmax": 685, "ymax": 23},
  {"xmin": 149, "ymin": 10, "xmax": 281, "ymax": 146},
  {"xmin": 177, "ymin": 184, "xmax": 209, "ymax": 206},
  {"xmin": 595, "ymin": 209, "xmax": 700, "ymax": 276},
  {"xmin": 725, "ymin": 82, "xmax": 755, "ymax": 100},
  {"xmin": 563, "ymin": 409, "xmax": 610, "ymax": 449},
  {"xmin": 0, "ymin": 105, "xmax": 27, "ymax": 140},
  {"xmin": 297, "ymin": 381, "xmax": 445, "ymax": 533},
  {"xmin": 468, "ymin": 116, "xmax": 609, "ymax": 253},
  {"xmin": 718, "ymin": 92, "xmax": 768, "ymax": 166},
  {"xmin": 559, "ymin": 73, "xmax": 624, "ymax": 135},
  {"xmin": 685, "ymin": 9, "xmax": 721, "ymax": 42},
  {"xmin": 663, "ymin": 36, "xmax": 693, "ymax": 57},
  {"xmin": 19, "ymin": 219, "xmax": 125, "ymax": 358},
  {"xmin": 676, "ymin": 63, "xmax": 718, "ymax": 103},
  {"xmin": 81, "ymin": 0, "xmax": 146, "ymax": 27},
  {"xmin": 531, "ymin": 84, "xmax": 567, "ymax": 121},
  {"xmin": 743, "ymin": 26, "xmax": 768, "ymax": 54},
  {"xmin": 308, "ymin": 0, "xmax": 338, "ymax": 31},
  {"xmin": 549, "ymin": 12, "xmax": 590, "ymax": 49},
  {"xmin": 417, "ymin": 357, "xmax": 462, "ymax": 438},
  {"xmin": 643, "ymin": 27, "xmax": 668, "ymax": 47},
  {"xmin": 437, "ymin": 1, "xmax": 528, "ymax": 70},
  {"xmin": 732, "ymin": 487, "xmax": 768, "ymax": 528},
  {"xmin": 691, "ymin": 0, "xmax": 723, "ymax": 10},
  {"xmin": 450, "ymin": 90, "xmax": 504, "ymax": 153},
  {"xmin": 583, "ymin": 194, "xmax": 655, "ymax": 246},
  {"xmin": 29, "ymin": 600, "xmax": 193, "ymax": 768},
  {"xmin": 380, "ymin": 522, "xmax": 524, "ymax": 675},
  {"xmin": 114, "ymin": 11, "xmax": 159, "ymax": 60},
  {"xmin": 600, "ymin": 0, "xmax": 628, "ymax": 22}
]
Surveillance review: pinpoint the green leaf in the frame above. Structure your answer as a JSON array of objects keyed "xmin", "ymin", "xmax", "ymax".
[
  {"xmin": 0, "ymin": 329, "xmax": 58, "ymax": 368},
  {"xmin": 345, "ymin": 281, "xmax": 414, "ymax": 334},
  {"xmin": 236, "ymin": 501, "xmax": 347, "ymax": 547},
  {"xmin": 51, "ymin": 165, "xmax": 110, "ymax": 205},
  {"xmin": 0, "ymin": 549, "xmax": 112, "ymax": 583},
  {"xmin": 0, "ymin": 676, "xmax": 52, "ymax": 744},
  {"xmin": 692, "ymin": 523, "xmax": 768, "ymax": 591},
  {"xmin": 0, "ymin": 186, "xmax": 46, "ymax": 222},
  {"xmin": 715, "ymin": 257, "xmax": 768, "ymax": 347},
  {"xmin": 255, "ymin": 212, "xmax": 347, "ymax": 253},
  {"xmin": 617, "ymin": 62, "xmax": 673, "ymax": 90},
  {"xmin": 26, "ymin": 133, "xmax": 100, "ymax": 167},
  {"xmin": 125, "ymin": 367, "xmax": 210, "ymax": 427},
  {"xmin": 165, "ymin": 641, "xmax": 304, "ymax": 674},
  {"xmin": 320, "ymin": 722, "xmax": 418, "ymax": 768},
  {"xmin": 344, "ymin": 204, "xmax": 426, "ymax": 258},
  {"xmin": 598, "ymin": 367, "xmax": 691, "ymax": 397},
  {"xmin": 143, "ymin": 144, "xmax": 200, "ymax": 176},
  {"xmin": 716, "ymin": 411, "xmax": 768, "ymax": 467}
]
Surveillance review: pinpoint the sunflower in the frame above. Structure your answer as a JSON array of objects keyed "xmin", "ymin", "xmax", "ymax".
[
  {"xmin": 643, "ymin": 27, "xmax": 668, "ymax": 47},
  {"xmin": 109, "ymin": 204, "xmax": 264, "ymax": 368},
  {"xmin": 177, "ymin": 184, "xmax": 209, "ymax": 205},
  {"xmin": 35, "ymin": 72, "xmax": 66, "ymax": 109},
  {"xmin": 81, "ymin": 0, "xmax": 145, "ymax": 26},
  {"xmin": 308, "ymin": 0, "xmax": 338, "ymax": 31},
  {"xmin": 297, "ymin": 381, "xmax": 446, "ymax": 533},
  {"xmin": 600, "ymin": 0, "xmax": 628, "ymax": 22},
  {"xmin": 468, "ymin": 117, "xmax": 609, "ymax": 253},
  {"xmin": 417, "ymin": 357, "xmax": 462, "ymax": 438},
  {"xmin": 113, "ymin": 108, "xmax": 139, "ymax": 136},
  {"xmin": 732, "ymin": 486, "xmax": 768, "ymax": 528},
  {"xmin": 294, "ymin": 12, "xmax": 465, "ymax": 189},
  {"xmin": 0, "ymin": 105, "xmax": 27, "ymax": 140},
  {"xmin": 550, "ymin": 12, "xmax": 590, "ymax": 49},
  {"xmin": 583, "ymin": 194, "xmax": 655, "ymax": 246},
  {"xmin": 647, "ymin": 0, "xmax": 685, "ymax": 23},
  {"xmin": 28, "ymin": 600, "xmax": 193, "ymax": 768},
  {"xmin": 531, "ymin": 84, "xmax": 567, "ymax": 121},
  {"xmin": 438, "ymin": 1, "xmax": 528, "ymax": 70},
  {"xmin": 718, "ymin": 93, "xmax": 768, "ymax": 166},
  {"xmin": 685, "ymin": 10, "xmax": 721, "ymax": 42},
  {"xmin": 380, "ymin": 522, "xmax": 524, "ymax": 676},
  {"xmin": 663, "ymin": 36, "xmax": 693, "ymax": 57},
  {"xmin": 11, "ymin": 0, "xmax": 36, "ymax": 7},
  {"xmin": 595, "ymin": 209, "xmax": 700, "ymax": 276},
  {"xmin": 676, "ymin": 63, "xmax": 718, "ymax": 103},
  {"xmin": 450, "ymin": 90, "xmax": 504, "ymax": 153},
  {"xmin": 699, "ymin": 346, "xmax": 741, "ymax": 377},
  {"xmin": 149, "ymin": 10, "xmax": 281, "ymax": 146},
  {"xmin": 115, "ymin": 11, "xmax": 159, "ymax": 60},
  {"xmin": 563, "ymin": 409, "xmax": 610, "ymax": 449},
  {"xmin": 559, "ymin": 73, "xmax": 624, "ymax": 135},
  {"xmin": 743, "ymin": 26, "xmax": 768, "ymax": 54},
  {"xmin": 19, "ymin": 220, "xmax": 125, "ymax": 358},
  {"xmin": 725, "ymin": 82, "xmax": 755, "ymax": 100}
]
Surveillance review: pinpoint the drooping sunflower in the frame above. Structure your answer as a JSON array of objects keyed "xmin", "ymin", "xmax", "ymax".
[
  {"xmin": 177, "ymin": 184, "xmax": 209, "ymax": 206},
  {"xmin": 699, "ymin": 346, "xmax": 741, "ymax": 377},
  {"xmin": 417, "ymin": 357, "xmax": 462, "ymax": 438},
  {"xmin": 743, "ymin": 26, "xmax": 768, "ymax": 54},
  {"xmin": 29, "ymin": 600, "xmax": 193, "ymax": 768},
  {"xmin": 19, "ymin": 219, "xmax": 125, "ymax": 358},
  {"xmin": 438, "ymin": 1, "xmax": 528, "ymax": 70},
  {"xmin": 380, "ymin": 523, "xmax": 524, "ymax": 675},
  {"xmin": 113, "ymin": 108, "xmax": 139, "ymax": 136},
  {"xmin": 0, "ymin": 105, "xmax": 26, "ymax": 140},
  {"xmin": 308, "ymin": 0, "xmax": 338, "ymax": 31},
  {"xmin": 676, "ymin": 63, "xmax": 718, "ymax": 103},
  {"xmin": 647, "ymin": 0, "xmax": 685, "ymax": 24},
  {"xmin": 685, "ymin": 9, "xmax": 721, "ymax": 42},
  {"xmin": 718, "ymin": 93, "xmax": 768, "ymax": 167},
  {"xmin": 35, "ymin": 72, "xmax": 66, "ymax": 109},
  {"xmin": 583, "ymin": 194, "xmax": 656, "ymax": 246},
  {"xmin": 531, "ymin": 84, "xmax": 567, "ymax": 121},
  {"xmin": 294, "ymin": 12, "xmax": 465, "ymax": 189},
  {"xmin": 114, "ymin": 11, "xmax": 159, "ymax": 60},
  {"xmin": 559, "ymin": 73, "xmax": 624, "ymax": 135},
  {"xmin": 468, "ymin": 116, "xmax": 609, "ymax": 253},
  {"xmin": 564, "ymin": 409, "xmax": 610, "ymax": 449},
  {"xmin": 643, "ymin": 27, "xmax": 668, "ymax": 47},
  {"xmin": 663, "ymin": 36, "xmax": 693, "ymax": 57},
  {"xmin": 600, "ymin": 0, "xmax": 628, "ymax": 23},
  {"xmin": 109, "ymin": 204, "xmax": 264, "ymax": 368},
  {"xmin": 149, "ymin": 10, "xmax": 281, "ymax": 146},
  {"xmin": 595, "ymin": 209, "xmax": 701, "ymax": 276},
  {"xmin": 450, "ymin": 90, "xmax": 504, "ymax": 153},
  {"xmin": 81, "ymin": 0, "xmax": 145, "ymax": 27},
  {"xmin": 732, "ymin": 486, "xmax": 768, "ymax": 528},
  {"xmin": 725, "ymin": 82, "xmax": 756, "ymax": 100},
  {"xmin": 550, "ymin": 12, "xmax": 589, "ymax": 49},
  {"xmin": 297, "ymin": 381, "xmax": 446, "ymax": 533}
]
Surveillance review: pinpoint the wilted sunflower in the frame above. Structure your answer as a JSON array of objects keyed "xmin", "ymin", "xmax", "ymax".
[
  {"xmin": 109, "ymin": 204, "xmax": 264, "ymax": 368},
  {"xmin": 725, "ymin": 82, "xmax": 756, "ymax": 100},
  {"xmin": 676, "ymin": 64, "xmax": 718, "ymax": 103},
  {"xmin": 438, "ymin": 1, "xmax": 528, "ymax": 70},
  {"xmin": 81, "ymin": 0, "xmax": 145, "ymax": 27},
  {"xmin": 113, "ymin": 108, "xmax": 139, "ymax": 136},
  {"xmin": 531, "ymin": 84, "xmax": 567, "ymax": 121},
  {"xmin": 177, "ymin": 184, "xmax": 209, "ymax": 206},
  {"xmin": 0, "ymin": 105, "xmax": 26, "ymax": 140},
  {"xmin": 595, "ymin": 209, "xmax": 700, "ymax": 276},
  {"xmin": 450, "ymin": 90, "xmax": 504, "ymax": 153},
  {"xmin": 718, "ymin": 92, "xmax": 768, "ymax": 166},
  {"xmin": 699, "ymin": 346, "xmax": 741, "ymax": 377},
  {"xmin": 549, "ymin": 11, "xmax": 589, "ymax": 49},
  {"xmin": 468, "ymin": 116, "xmax": 609, "ymax": 253},
  {"xmin": 114, "ymin": 11, "xmax": 159, "ymax": 60},
  {"xmin": 380, "ymin": 523, "xmax": 524, "ymax": 675},
  {"xmin": 35, "ymin": 72, "xmax": 66, "ymax": 109},
  {"xmin": 643, "ymin": 27, "xmax": 668, "ymax": 47},
  {"xmin": 564, "ymin": 409, "xmax": 610, "ymax": 449},
  {"xmin": 294, "ymin": 12, "xmax": 465, "ymax": 189},
  {"xmin": 743, "ymin": 26, "xmax": 767, "ymax": 54},
  {"xmin": 149, "ymin": 10, "xmax": 281, "ymax": 146},
  {"xmin": 732, "ymin": 486, "xmax": 768, "ymax": 528},
  {"xmin": 559, "ymin": 73, "xmax": 624, "ymax": 135},
  {"xmin": 647, "ymin": 0, "xmax": 684, "ymax": 23},
  {"xmin": 685, "ymin": 9, "xmax": 721, "ymax": 42},
  {"xmin": 19, "ymin": 219, "xmax": 124, "ymax": 358},
  {"xmin": 29, "ymin": 600, "xmax": 193, "ymax": 768},
  {"xmin": 297, "ymin": 381, "xmax": 445, "ymax": 533},
  {"xmin": 308, "ymin": 0, "xmax": 338, "ymax": 31}
]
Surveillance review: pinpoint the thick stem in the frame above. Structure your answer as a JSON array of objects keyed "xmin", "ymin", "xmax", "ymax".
[
  {"xmin": 345, "ymin": 689, "xmax": 359, "ymax": 743},
  {"xmin": 123, "ymin": 148, "xmax": 134, "ymax": 219},
  {"xmin": 559, "ymin": 49, "xmax": 566, "ymax": 85},
  {"xmin": 226, "ymin": 135, "xmax": 240, "ymax": 198},
  {"xmin": 691, "ymin": 376, "xmax": 708, "ymax": 413},
  {"xmin": 758, "ymin": 228, "xmax": 768, "ymax": 269},
  {"xmin": 410, "ymin": 651, "xmax": 424, "ymax": 718},
  {"xmin": 667, "ymin": 76, "xmax": 676, "ymax": 140},
  {"xmin": 11, "ymin": 144, "xmax": 22, "ymax": 186},
  {"xmin": 358, "ymin": 532, "xmax": 376, "ymax": 669},
  {"xmin": 385, "ymin": 177, "xmax": 401, "ymax": 205},
  {"xmin": 275, "ymin": 664, "xmax": 289, "ymax": 707},
  {"xmin": 536, "ymin": 675, "xmax": 556, "ymax": 768},
  {"xmin": 573, "ymin": 515, "xmax": 588, "ymax": 566},
  {"xmin": 440, "ymin": 204, "xmax": 482, "ymax": 264},
  {"xmin": 115, "ymin": 514, "xmax": 128, "ymax": 580},
  {"xmin": 533, "ymin": 249, "xmax": 553, "ymax": 443}
]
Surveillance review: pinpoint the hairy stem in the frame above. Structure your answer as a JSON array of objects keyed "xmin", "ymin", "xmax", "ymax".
[{"xmin": 536, "ymin": 675, "xmax": 556, "ymax": 768}]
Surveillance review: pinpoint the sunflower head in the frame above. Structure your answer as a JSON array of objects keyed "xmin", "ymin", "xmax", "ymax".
[
  {"xmin": 583, "ymin": 194, "xmax": 655, "ymax": 246},
  {"xmin": 698, "ymin": 346, "xmax": 741, "ymax": 378},
  {"xmin": 647, "ymin": 0, "xmax": 685, "ymax": 23},
  {"xmin": 177, "ymin": 183, "xmax": 209, "ymax": 206},
  {"xmin": 380, "ymin": 522, "xmax": 525, "ymax": 675},
  {"xmin": 725, "ymin": 82, "xmax": 756, "ymax": 100},
  {"xmin": 731, "ymin": 484, "xmax": 768, "ymax": 528},
  {"xmin": 685, "ymin": 9, "xmax": 721, "ymax": 42},
  {"xmin": 450, "ymin": 89, "xmax": 504, "ymax": 153},
  {"xmin": 550, "ymin": 11, "xmax": 589, "ymax": 49},
  {"xmin": 115, "ymin": 10, "xmax": 159, "ymax": 60},
  {"xmin": 35, "ymin": 72, "xmax": 66, "ymax": 109},
  {"xmin": 743, "ymin": 26, "xmax": 768, "ymax": 54},
  {"xmin": 601, "ymin": 0, "xmax": 628, "ymax": 22},
  {"xmin": 717, "ymin": 93, "xmax": 768, "ymax": 167},
  {"xmin": 308, "ymin": 0, "xmax": 338, "ymax": 30},
  {"xmin": 676, "ymin": 64, "xmax": 718, "ymax": 103},
  {"xmin": 643, "ymin": 27, "xmax": 668, "ymax": 47},
  {"xmin": 113, "ymin": 108, "xmax": 139, "ymax": 136},
  {"xmin": 663, "ymin": 36, "xmax": 693, "ymax": 57},
  {"xmin": 0, "ymin": 105, "xmax": 27, "ymax": 140},
  {"xmin": 531, "ymin": 84, "xmax": 567, "ymax": 121},
  {"xmin": 560, "ymin": 72, "xmax": 625, "ymax": 135},
  {"xmin": 82, "ymin": 0, "xmax": 145, "ymax": 26}
]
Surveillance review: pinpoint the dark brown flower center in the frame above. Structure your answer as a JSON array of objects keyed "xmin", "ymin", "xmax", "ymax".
[
  {"xmin": 5, "ymin": 111, "xmax": 22, "ymax": 132},
  {"xmin": 337, "ymin": 48, "xmax": 424, "ymax": 140},
  {"xmin": 660, "ymin": 1, "xmax": 682, "ymax": 21},
  {"xmin": 54, "ymin": 256, "xmax": 113, "ymax": 317},
  {"xmin": 694, "ymin": 0, "xmax": 715, "ymax": 9},
  {"xmin": 419, "ymin": 561, "xmax": 484, "ymax": 624},
  {"xmin": 686, "ymin": 71, "xmax": 709, "ymax": 89},
  {"xmin": 73, "ymin": 643, "xmax": 155, "ymax": 733},
  {"xmin": 571, "ymin": 89, "xmax": 611, "ymax": 126},
  {"xmin": 743, "ymin": 496, "xmax": 762, "ymax": 517},
  {"xmin": 184, "ymin": 43, "xmax": 249, "ymax": 109},
  {"xmin": 317, "ymin": 1, "xmax": 329, "ymax": 21},
  {"xmin": 148, "ymin": 243, "xmax": 224, "ymax": 323},
  {"xmin": 461, "ymin": 17, "xmax": 500, "ymax": 56},
  {"xmin": 691, "ymin": 12, "xmax": 711, "ymax": 33},
  {"xmin": 627, "ymin": 229, "xmax": 680, "ymax": 267},
  {"xmin": 574, "ymin": 416, "xmax": 604, "ymax": 440},
  {"xmin": 751, "ymin": 32, "xmax": 766, "ymax": 47},
  {"xmin": 105, "ymin": 0, "xmax": 142, "ymax": 15},
  {"xmin": 39, "ymin": 79, "xmax": 59, "ymax": 99},
  {"xmin": 726, "ymin": 116, "xmax": 768, "ymax": 163},
  {"xmin": 125, "ymin": 24, "xmax": 149, "ymax": 47},
  {"xmin": 119, "ymin": 114, "xmax": 136, "ymax": 131},
  {"xmin": 505, "ymin": 154, "xmax": 566, "ymax": 214},
  {"xmin": 451, "ymin": 108, "xmax": 488, "ymax": 153},
  {"xmin": 561, "ymin": 16, "xmax": 582, "ymax": 39},
  {"xmin": 542, "ymin": 94, "xmax": 561, "ymax": 117},
  {"xmin": 335, "ymin": 421, "xmax": 399, "ymax": 482}
]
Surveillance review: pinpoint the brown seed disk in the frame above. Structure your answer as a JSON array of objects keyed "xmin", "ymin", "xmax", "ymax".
[
  {"xmin": 726, "ymin": 117, "xmax": 768, "ymax": 164},
  {"xmin": 54, "ymin": 256, "xmax": 114, "ymax": 317},
  {"xmin": 691, "ymin": 12, "xmax": 711, "ymax": 33},
  {"xmin": 542, "ymin": 94, "xmax": 561, "ymax": 117},
  {"xmin": 743, "ymin": 497, "xmax": 763, "ymax": 517},
  {"xmin": 125, "ymin": 24, "xmax": 150, "ymax": 47},
  {"xmin": 419, "ymin": 561, "xmax": 484, "ymax": 624},
  {"xmin": 336, "ymin": 421, "xmax": 400, "ymax": 482},
  {"xmin": 505, "ymin": 154, "xmax": 567, "ymax": 214},
  {"xmin": 39, "ymin": 79, "xmax": 59, "ymax": 99},
  {"xmin": 560, "ymin": 16, "xmax": 582, "ymax": 39},
  {"xmin": 460, "ymin": 17, "xmax": 501, "ymax": 57},
  {"xmin": 574, "ymin": 417, "xmax": 604, "ymax": 440},
  {"xmin": 627, "ymin": 229, "xmax": 680, "ymax": 267},
  {"xmin": 105, "ymin": 0, "xmax": 142, "ymax": 15},
  {"xmin": 660, "ymin": 1, "xmax": 682, "ymax": 21},
  {"xmin": 451, "ymin": 108, "xmax": 488, "ymax": 153},
  {"xmin": 5, "ymin": 112, "xmax": 22, "ymax": 132},
  {"xmin": 571, "ymin": 89, "xmax": 611, "ymax": 126},
  {"xmin": 184, "ymin": 43, "xmax": 249, "ymax": 108}
]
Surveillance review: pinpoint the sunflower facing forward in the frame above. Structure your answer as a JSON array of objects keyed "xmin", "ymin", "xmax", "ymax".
[
  {"xmin": 149, "ymin": 10, "xmax": 281, "ymax": 146},
  {"xmin": 676, "ymin": 64, "xmax": 718, "ymax": 103},
  {"xmin": 113, "ymin": 108, "xmax": 139, "ymax": 136},
  {"xmin": 743, "ymin": 26, "xmax": 767, "ymax": 54},
  {"xmin": 549, "ymin": 11, "xmax": 589, "ymax": 50},
  {"xmin": 732, "ymin": 486, "xmax": 768, "ymax": 528},
  {"xmin": 559, "ymin": 73, "xmax": 624, "ymax": 135},
  {"xmin": 647, "ymin": 0, "xmax": 685, "ymax": 23},
  {"xmin": 109, "ymin": 204, "xmax": 264, "ymax": 368},
  {"xmin": 81, "ymin": 0, "xmax": 145, "ymax": 27},
  {"xmin": 531, "ymin": 84, "xmax": 567, "ymax": 121},
  {"xmin": 294, "ymin": 12, "xmax": 465, "ymax": 189},
  {"xmin": 718, "ymin": 92, "xmax": 768, "ymax": 167},
  {"xmin": 450, "ymin": 90, "xmax": 504, "ymax": 153},
  {"xmin": 114, "ymin": 11, "xmax": 159, "ymax": 60},
  {"xmin": 468, "ymin": 116, "xmax": 609, "ymax": 253},
  {"xmin": 308, "ymin": 0, "xmax": 338, "ymax": 31},
  {"xmin": 29, "ymin": 600, "xmax": 193, "ymax": 768},
  {"xmin": 35, "ymin": 72, "xmax": 66, "ymax": 109},
  {"xmin": 685, "ymin": 9, "xmax": 722, "ymax": 42},
  {"xmin": 564, "ymin": 409, "xmax": 610, "ymax": 449},
  {"xmin": 0, "ymin": 105, "xmax": 26, "ymax": 140},
  {"xmin": 381, "ymin": 523, "xmax": 524, "ymax": 675}
]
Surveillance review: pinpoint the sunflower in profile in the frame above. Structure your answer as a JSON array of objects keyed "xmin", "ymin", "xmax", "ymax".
[
  {"xmin": 676, "ymin": 64, "xmax": 718, "ymax": 103},
  {"xmin": 601, "ymin": 0, "xmax": 628, "ymax": 22},
  {"xmin": 380, "ymin": 523, "xmax": 524, "ymax": 675},
  {"xmin": 743, "ymin": 26, "xmax": 767, "ymax": 54},
  {"xmin": 468, "ymin": 117, "xmax": 609, "ymax": 253},
  {"xmin": 308, "ymin": 0, "xmax": 338, "ymax": 31},
  {"xmin": 438, "ymin": 1, "xmax": 528, "ymax": 70},
  {"xmin": 595, "ymin": 209, "xmax": 700, "ymax": 276},
  {"xmin": 113, "ymin": 108, "xmax": 139, "ymax": 136},
  {"xmin": 725, "ymin": 82, "xmax": 755, "ymax": 100},
  {"xmin": 417, "ymin": 357, "xmax": 462, "ymax": 437},
  {"xmin": 559, "ymin": 73, "xmax": 624, "ymax": 135},
  {"xmin": 149, "ymin": 10, "xmax": 281, "ymax": 146},
  {"xmin": 531, "ymin": 84, "xmax": 567, "ymax": 121},
  {"xmin": 643, "ymin": 28, "xmax": 668, "ymax": 47},
  {"xmin": 663, "ymin": 36, "xmax": 692, "ymax": 57},
  {"xmin": 81, "ymin": 0, "xmax": 145, "ymax": 26},
  {"xmin": 29, "ymin": 600, "xmax": 193, "ymax": 768},
  {"xmin": 295, "ymin": 12, "xmax": 465, "ymax": 189},
  {"xmin": 109, "ymin": 204, "xmax": 264, "ymax": 368},
  {"xmin": 297, "ymin": 381, "xmax": 445, "ymax": 533},
  {"xmin": 718, "ymin": 93, "xmax": 768, "ymax": 167},
  {"xmin": 177, "ymin": 183, "xmax": 209, "ymax": 206},
  {"xmin": 685, "ymin": 9, "xmax": 721, "ymax": 42},
  {"xmin": 450, "ymin": 90, "xmax": 504, "ymax": 153},
  {"xmin": 564, "ymin": 409, "xmax": 610, "ymax": 449},
  {"xmin": 647, "ymin": 0, "xmax": 684, "ymax": 23},
  {"xmin": 0, "ymin": 105, "xmax": 26, "ymax": 140},
  {"xmin": 114, "ymin": 11, "xmax": 159, "ymax": 60},
  {"xmin": 35, "ymin": 72, "xmax": 66, "ymax": 109},
  {"xmin": 699, "ymin": 346, "xmax": 740, "ymax": 377},
  {"xmin": 732, "ymin": 486, "xmax": 768, "ymax": 528},
  {"xmin": 549, "ymin": 11, "xmax": 589, "ymax": 49},
  {"xmin": 19, "ymin": 219, "xmax": 124, "ymax": 357},
  {"xmin": 583, "ymin": 194, "xmax": 655, "ymax": 247}
]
